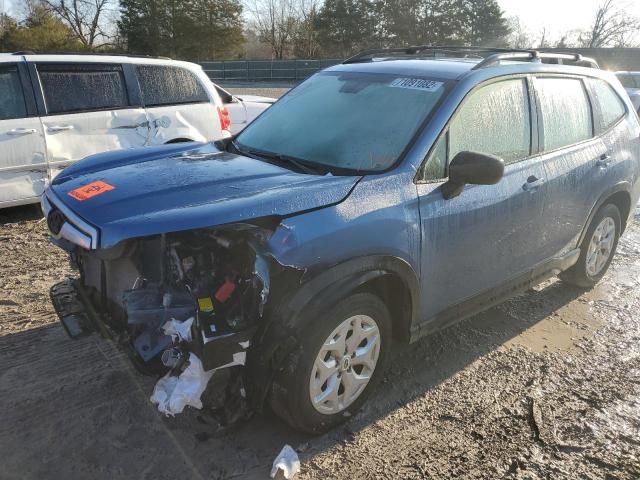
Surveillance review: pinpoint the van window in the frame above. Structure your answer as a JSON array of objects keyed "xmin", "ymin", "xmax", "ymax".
[
  {"xmin": 0, "ymin": 66, "xmax": 27, "ymax": 120},
  {"xmin": 448, "ymin": 79, "xmax": 531, "ymax": 165},
  {"xmin": 38, "ymin": 64, "xmax": 129, "ymax": 115},
  {"xmin": 590, "ymin": 79, "xmax": 626, "ymax": 131},
  {"xmin": 137, "ymin": 66, "xmax": 209, "ymax": 107},
  {"xmin": 537, "ymin": 77, "xmax": 593, "ymax": 151}
]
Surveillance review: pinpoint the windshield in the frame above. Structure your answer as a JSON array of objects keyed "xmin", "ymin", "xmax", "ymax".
[
  {"xmin": 235, "ymin": 71, "xmax": 449, "ymax": 173},
  {"xmin": 617, "ymin": 73, "xmax": 640, "ymax": 89}
]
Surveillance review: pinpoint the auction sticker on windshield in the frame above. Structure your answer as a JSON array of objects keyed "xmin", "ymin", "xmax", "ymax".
[
  {"xmin": 390, "ymin": 78, "xmax": 443, "ymax": 91},
  {"xmin": 68, "ymin": 180, "xmax": 115, "ymax": 201}
]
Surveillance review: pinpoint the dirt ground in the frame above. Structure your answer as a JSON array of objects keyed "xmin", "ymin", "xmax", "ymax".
[{"xmin": 1, "ymin": 99, "xmax": 639, "ymax": 477}]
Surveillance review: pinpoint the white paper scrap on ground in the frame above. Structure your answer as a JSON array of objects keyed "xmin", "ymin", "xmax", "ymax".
[
  {"xmin": 161, "ymin": 317, "xmax": 193, "ymax": 342},
  {"xmin": 150, "ymin": 353, "xmax": 213, "ymax": 416},
  {"xmin": 270, "ymin": 444, "xmax": 300, "ymax": 479}
]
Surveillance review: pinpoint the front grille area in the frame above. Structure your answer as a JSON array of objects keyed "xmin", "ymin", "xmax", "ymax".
[{"xmin": 47, "ymin": 209, "xmax": 66, "ymax": 235}]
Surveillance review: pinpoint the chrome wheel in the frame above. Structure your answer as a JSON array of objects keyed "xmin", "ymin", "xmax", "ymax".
[
  {"xmin": 586, "ymin": 216, "xmax": 616, "ymax": 277},
  {"xmin": 309, "ymin": 314, "xmax": 381, "ymax": 415}
]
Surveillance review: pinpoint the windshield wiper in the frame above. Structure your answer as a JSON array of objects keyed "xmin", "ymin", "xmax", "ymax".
[{"xmin": 231, "ymin": 141, "xmax": 323, "ymax": 175}]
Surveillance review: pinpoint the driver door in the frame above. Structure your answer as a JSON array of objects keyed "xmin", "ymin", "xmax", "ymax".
[{"xmin": 415, "ymin": 77, "xmax": 549, "ymax": 322}]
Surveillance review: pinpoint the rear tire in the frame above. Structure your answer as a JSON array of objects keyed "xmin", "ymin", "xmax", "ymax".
[
  {"xmin": 560, "ymin": 203, "xmax": 621, "ymax": 288},
  {"xmin": 270, "ymin": 292, "xmax": 391, "ymax": 433}
]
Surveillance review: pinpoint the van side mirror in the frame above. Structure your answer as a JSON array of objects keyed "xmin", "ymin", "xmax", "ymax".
[{"xmin": 442, "ymin": 151, "xmax": 505, "ymax": 200}]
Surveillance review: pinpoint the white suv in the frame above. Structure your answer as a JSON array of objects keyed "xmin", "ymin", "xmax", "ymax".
[{"xmin": 0, "ymin": 53, "xmax": 231, "ymax": 209}]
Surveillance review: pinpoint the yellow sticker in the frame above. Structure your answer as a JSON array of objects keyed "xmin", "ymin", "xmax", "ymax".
[{"xmin": 198, "ymin": 297, "xmax": 214, "ymax": 312}]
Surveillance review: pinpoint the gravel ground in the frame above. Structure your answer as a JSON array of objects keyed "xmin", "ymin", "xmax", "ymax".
[
  {"xmin": 1, "ymin": 201, "xmax": 639, "ymax": 479},
  {"xmin": 1, "ymin": 99, "xmax": 639, "ymax": 478}
]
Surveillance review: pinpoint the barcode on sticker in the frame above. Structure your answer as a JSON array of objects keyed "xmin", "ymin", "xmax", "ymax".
[{"xmin": 390, "ymin": 78, "xmax": 443, "ymax": 91}]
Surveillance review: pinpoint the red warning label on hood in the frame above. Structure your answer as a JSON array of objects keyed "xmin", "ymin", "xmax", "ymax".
[{"xmin": 68, "ymin": 180, "xmax": 115, "ymax": 201}]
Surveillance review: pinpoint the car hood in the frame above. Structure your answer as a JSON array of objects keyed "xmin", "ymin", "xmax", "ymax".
[
  {"xmin": 237, "ymin": 94, "xmax": 277, "ymax": 104},
  {"xmin": 49, "ymin": 143, "xmax": 361, "ymax": 249}
]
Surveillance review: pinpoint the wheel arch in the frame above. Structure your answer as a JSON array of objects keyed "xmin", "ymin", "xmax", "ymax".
[
  {"xmin": 579, "ymin": 182, "xmax": 632, "ymax": 246},
  {"xmin": 246, "ymin": 255, "xmax": 420, "ymax": 410}
]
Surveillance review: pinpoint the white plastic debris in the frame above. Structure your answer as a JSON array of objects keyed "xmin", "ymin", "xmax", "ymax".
[
  {"xmin": 161, "ymin": 317, "xmax": 194, "ymax": 342},
  {"xmin": 150, "ymin": 353, "xmax": 213, "ymax": 416},
  {"xmin": 270, "ymin": 445, "xmax": 300, "ymax": 479}
]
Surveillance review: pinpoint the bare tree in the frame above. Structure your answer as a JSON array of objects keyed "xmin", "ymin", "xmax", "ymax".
[
  {"xmin": 42, "ymin": 0, "xmax": 115, "ymax": 47},
  {"xmin": 247, "ymin": 0, "xmax": 300, "ymax": 59},
  {"xmin": 506, "ymin": 16, "xmax": 532, "ymax": 49},
  {"xmin": 579, "ymin": 0, "xmax": 640, "ymax": 48}
]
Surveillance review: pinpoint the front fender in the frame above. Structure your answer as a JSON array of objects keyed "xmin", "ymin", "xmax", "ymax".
[{"xmin": 246, "ymin": 254, "xmax": 420, "ymax": 410}]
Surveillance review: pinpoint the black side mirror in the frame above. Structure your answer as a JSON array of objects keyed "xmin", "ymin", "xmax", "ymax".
[{"xmin": 442, "ymin": 151, "xmax": 504, "ymax": 200}]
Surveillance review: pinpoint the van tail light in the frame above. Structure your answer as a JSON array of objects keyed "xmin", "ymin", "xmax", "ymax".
[{"xmin": 217, "ymin": 106, "xmax": 231, "ymax": 132}]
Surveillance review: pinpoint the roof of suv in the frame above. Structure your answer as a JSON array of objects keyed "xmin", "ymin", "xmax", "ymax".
[
  {"xmin": 0, "ymin": 53, "xmax": 201, "ymax": 70},
  {"xmin": 327, "ymin": 56, "xmax": 604, "ymax": 81}
]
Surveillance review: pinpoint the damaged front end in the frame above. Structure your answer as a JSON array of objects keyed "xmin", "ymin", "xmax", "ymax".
[{"xmin": 50, "ymin": 223, "xmax": 273, "ymax": 420}]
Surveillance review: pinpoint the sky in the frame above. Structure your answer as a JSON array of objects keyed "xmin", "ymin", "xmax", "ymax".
[
  {"xmin": 2, "ymin": 0, "xmax": 640, "ymax": 43},
  {"xmin": 500, "ymin": 0, "xmax": 640, "ymax": 41}
]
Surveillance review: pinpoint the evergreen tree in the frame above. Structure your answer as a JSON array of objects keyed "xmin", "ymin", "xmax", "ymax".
[
  {"xmin": 314, "ymin": 0, "xmax": 377, "ymax": 57},
  {"xmin": 457, "ymin": 0, "xmax": 510, "ymax": 46},
  {"xmin": 118, "ymin": 0, "xmax": 244, "ymax": 60}
]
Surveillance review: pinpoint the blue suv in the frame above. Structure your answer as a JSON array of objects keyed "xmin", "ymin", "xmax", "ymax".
[{"xmin": 44, "ymin": 47, "xmax": 640, "ymax": 433}]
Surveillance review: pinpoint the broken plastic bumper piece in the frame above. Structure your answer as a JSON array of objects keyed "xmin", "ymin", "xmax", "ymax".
[{"xmin": 50, "ymin": 279, "xmax": 98, "ymax": 339}]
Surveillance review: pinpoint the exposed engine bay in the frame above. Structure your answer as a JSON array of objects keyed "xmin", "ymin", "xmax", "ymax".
[{"xmin": 51, "ymin": 224, "xmax": 273, "ymax": 422}]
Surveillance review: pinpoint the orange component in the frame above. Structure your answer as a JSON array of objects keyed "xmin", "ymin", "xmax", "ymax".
[
  {"xmin": 68, "ymin": 180, "xmax": 115, "ymax": 201},
  {"xmin": 215, "ymin": 277, "xmax": 236, "ymax": 303}
]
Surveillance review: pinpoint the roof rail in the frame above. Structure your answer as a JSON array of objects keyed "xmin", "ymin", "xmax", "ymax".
[
  {"xmin": 472, "ymin": 50, "xmax": 600, "ymax": 69},
  {"xmin": 343, "ymin": 46, "xmax": 600, "ymax": 69},
  {"xmin": 11, "ymin": 51, "xmax": 172, "ymax": 60},
  {"xmin": 343, "ymin": 46, "xmax": 522, "ymax": 64}
]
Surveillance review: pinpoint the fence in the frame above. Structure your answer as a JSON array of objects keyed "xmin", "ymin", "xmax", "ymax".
[
  {"xmin": 200, "ymin": 48, "xmax": 640, "ymax": 84},
  {"xmin": 199, "ymin": 59, "xmax": 341, "ymax": 83}
]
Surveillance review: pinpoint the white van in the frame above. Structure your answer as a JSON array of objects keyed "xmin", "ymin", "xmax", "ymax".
[{"xmin": 0, "ymin": 53, "xmax": 232, "ymax": 208}]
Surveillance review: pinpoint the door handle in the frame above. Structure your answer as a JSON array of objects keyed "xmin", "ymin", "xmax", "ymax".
[
  {"xmin": 114, "ymin": 121, "xmax": 151, "ymax": 130},
  {"xmin": 596, "ymin": 154, "xmax": 612, "ymax": 168},
  {"xmin": 522, "ymin": 176, "xmax": 545, "ymax": 192},
  {"xmin": 47, "ymin": 125, "xmax": 75, "ymax": 132},
  {"xmin": 7, "ymin": 128, "xmax": 37, "ymax": 135}
]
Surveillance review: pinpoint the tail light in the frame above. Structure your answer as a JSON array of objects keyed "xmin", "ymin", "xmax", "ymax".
[{"xmin": 217, "ymin": 106, "xmax": 231, "ymax": 132}]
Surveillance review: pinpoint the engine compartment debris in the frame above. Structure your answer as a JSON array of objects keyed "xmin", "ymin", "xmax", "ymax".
[
  {"xmin": 59, "ymin": 224, "xmax": 274, "ymax": 419},
  {"xmin": 271, "ymin": 445, "xmax": 301, "ymax": 479}
]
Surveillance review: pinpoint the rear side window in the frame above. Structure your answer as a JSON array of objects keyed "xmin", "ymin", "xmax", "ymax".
[
  {"xmin": 449, "ymin": 79, "xmax": 531, "ymax": 165},
  {"xmin": 38, "ymin": 64, "xmax": 129, "ymax": 115},
  {"xmin": 0, "ymin": 66, "xmax": 27, "ymax": 120},
  {"xmin": 137, "ymin": 66, "xmax": 209, "ymax": 107},
  {"xmin": 590, "ymin": 79, "xmax": 626, "ymax": 132},
  {"xmin": 536, "ymin": 77, "xmax": 593, "ymax": 151}
]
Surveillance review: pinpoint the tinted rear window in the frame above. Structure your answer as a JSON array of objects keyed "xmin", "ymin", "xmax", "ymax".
[
  {"xmin": 38, "ymin": 64, "xmax": 129, "ymax": 115},
  {"xmin": 537, "ymin": 77, "xmax": 593, "ymax": 151},
  {"xmin": 137, "ymin": 66, "xmax": 209, "ymax": 107},
  {"xmin": 0, "ymin": 66, "xmax": 27, "ymax": 120}
]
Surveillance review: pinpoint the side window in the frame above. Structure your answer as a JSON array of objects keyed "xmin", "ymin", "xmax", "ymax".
[
  {"xmin": 38, "ymin": 64, "xmax": 129, "ymax": 115},
  {"xmin": 536, "ymin": 77, "xmax": 593, "ymax": 151},
  {"xmin": 420, "ymin": 134, "xmax": 447, "ymax": 181},
  {"xmin": 137, "ymin": 66, "xmax": 209, "ymax": 107},
  {"xmin": 449, "ymin": 79, "xmax": 531, "ymax": 164},
  {"xmin": 590, "ymin": 79, "xmax": 626, "ymax": 132},
  {"xmin": 0, "ymin": 66, "xmax": 27, "ymax": 120}
]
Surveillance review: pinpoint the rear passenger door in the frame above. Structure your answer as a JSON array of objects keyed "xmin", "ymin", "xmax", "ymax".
[
  {"xmin": 135, "ymin": 65, "xmax": 219, "ymax": 144},
  {"xmin": 416, "ymin": 77, "xmax": 549, "ymax": 321},
  {"xmin": 32, "ymin": 62, "xmax": 149, "ymax": 178},
  {"xmin": 532, "ymin": 76, "xmax": 608, "ymax": 258},
  {"xmin": 0, "ymin": 63, "xmax": 48, "ymax": 205}
]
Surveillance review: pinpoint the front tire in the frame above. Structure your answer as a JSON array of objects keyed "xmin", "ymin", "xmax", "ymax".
[
  {"xmin": 270, "ymin": 292, "xmax": 391, "ymax": 433},
  {"xmin": 560, "ymin": 203, "xmax": 621, "ymax": 288}
]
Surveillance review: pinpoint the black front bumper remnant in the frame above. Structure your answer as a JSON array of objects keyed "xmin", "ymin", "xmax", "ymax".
[{"xmin": 50, "ymin": 279, "xmax": 101, "ymax": 339}]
